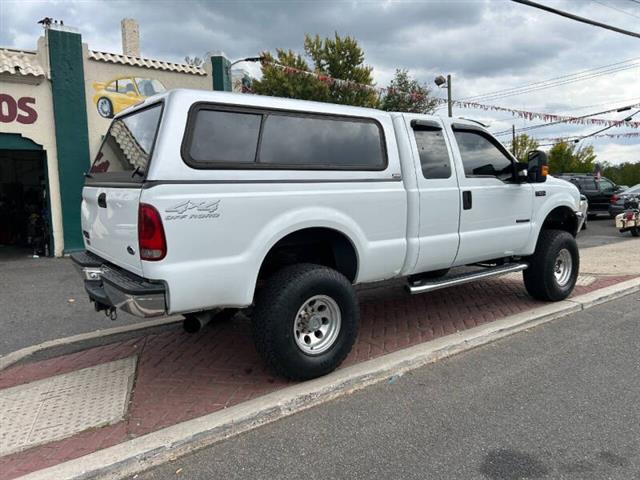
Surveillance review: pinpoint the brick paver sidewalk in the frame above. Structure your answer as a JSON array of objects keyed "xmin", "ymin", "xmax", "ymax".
[{"xmin": 0, "ymin": 274, "xmax": 631, "ymax": 479}]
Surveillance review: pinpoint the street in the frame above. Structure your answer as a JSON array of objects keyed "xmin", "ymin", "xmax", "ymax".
[
  {"xmin": 0, "ymin": 256, "xmax": 142, "ymax": 356},
  {"xmin": 578, "ymin": 215, "xmax": 631, "ymax": 249},
  {"xmin": 0, "ymin": 216, "xmax": 630, "ymax": 357},
  {"xmin": 137, "ymin": 293, "xmax": 640, "ymax": 480}
]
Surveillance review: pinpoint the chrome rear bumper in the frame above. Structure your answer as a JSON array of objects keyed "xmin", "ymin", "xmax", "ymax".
[{"xmin": 70, "ymin": 251, "xmax": 167, "ymax": 318}]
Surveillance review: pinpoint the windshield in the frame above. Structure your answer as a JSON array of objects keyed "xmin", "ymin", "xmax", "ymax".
[
  {"xmin": 623, "ymin": 184, "xmax": 640, "ymax": 195},
  {"xmin": 135, "ymin": 78, "xmax": 165, "ymax": 97},
  {"xmin": 89, "ymin": 103, "xmax": 162, "ymax": 182}
]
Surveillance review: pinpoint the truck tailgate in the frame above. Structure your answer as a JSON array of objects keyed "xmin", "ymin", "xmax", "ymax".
[{"xmin": 81, "ymin": 186, "xmax": 143, "ymax": 276}]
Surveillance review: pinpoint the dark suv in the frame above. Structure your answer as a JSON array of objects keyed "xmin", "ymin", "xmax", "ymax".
[{"xmin": 557, "ymin": 174, "xmax": 622, "ymax": 216}]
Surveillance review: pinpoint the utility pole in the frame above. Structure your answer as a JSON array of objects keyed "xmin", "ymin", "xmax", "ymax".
[
  {"xmin": 447, "ymin": 74, "xmax": 452, "ymax": 118},
  {"xmin": 512, "ymin": 125, "xmax": 516, "ymax": 155}
]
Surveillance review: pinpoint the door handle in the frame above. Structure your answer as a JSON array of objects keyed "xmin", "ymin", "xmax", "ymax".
[
  {"xmin": 463, "ymin": 191, "xmax": 472, "ymax": 210},
  {"xmin": 98, "ymin": 193, "xmax": 107, "ymax": 208}
]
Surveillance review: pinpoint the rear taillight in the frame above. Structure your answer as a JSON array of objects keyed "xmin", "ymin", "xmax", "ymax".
[
  {"xmin": 610, "ymin": 194, "xmax": 619, "ymax": 204},
  {"xmin": 138, "ymin": 203, "xmax": 167, "ymax": 261},
  {"xmin": 625, "ymin": 211, "xmax": 635, "ymax": 221}
]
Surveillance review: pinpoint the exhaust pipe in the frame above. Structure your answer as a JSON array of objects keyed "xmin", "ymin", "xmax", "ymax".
[{"xmin": 183, "ymin": 311, "xmax": 212, "ymax": 333}]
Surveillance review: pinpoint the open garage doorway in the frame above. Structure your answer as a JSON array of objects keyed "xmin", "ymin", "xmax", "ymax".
[{"xmin": 0, "ymin": 148, "xmax": 52, "ymax": 260}]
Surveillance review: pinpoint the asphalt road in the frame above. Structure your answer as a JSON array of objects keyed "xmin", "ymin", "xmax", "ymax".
[
  {"xmin": 0, "ymin": 216, "xmax": 628, "ymax": 356},
  {"xmin": 0, "ymin": 256, "xmax": 143, "ymax": 356},
  {"xmin": 578, "ymin": 215, "xmax": 630, "ymax": 249},
  {"xmin": 137, "ymin": 293, "xmax": 640, "ymax": 480}
]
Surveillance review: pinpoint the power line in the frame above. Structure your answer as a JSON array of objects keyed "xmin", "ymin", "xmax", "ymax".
[
  {"xmin": 461, "ymin": 56, "xmax": 640, "ymax": 101},
  {"xmin": 576, "ymin": 109, "xmax": 640, "ymax": 142},
  {"xmin": 460, "ymin": 61, "xmax": 639, "ymax": 102},
  {"xmin": 511, "ymin": 0, "xmax": 640, "ymax": 39},
  {"xmin": 592, "ymin": 0, "xmax": 640, "ymax": 19}
]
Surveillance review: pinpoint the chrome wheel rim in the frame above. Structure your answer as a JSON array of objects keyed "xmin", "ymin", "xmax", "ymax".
[
  {"xmin": 293, "ymin": 295, "xmax": 341, "ymax": 355},
  {"xmin": 554, "ymin": 248, "xmax": 573, "ymax": 287},
  {"xmin": 97, "ymin": 98, "xmax": 111, "ymax": 117}
]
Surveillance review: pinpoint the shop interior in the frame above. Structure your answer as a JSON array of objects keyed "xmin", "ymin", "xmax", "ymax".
[{"xmin": 0, "ymin": 149, "xmax": 51, "ymax": 260}]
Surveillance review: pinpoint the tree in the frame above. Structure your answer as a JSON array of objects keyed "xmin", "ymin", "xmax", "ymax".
[
  {"xmin": 603, "ymin": 161, "xmax": 640, "ymax": 187},
  {"xmin": 380, "ymin": 69, "xmax": 439, "ymax": 114},
  {"xmin": 252, "ymin": 50, "xmax": 330, "ymax": 102},
  {"xmin": 548, "ymin": 141, "xmax": 596, "ymax": 174},
  {"xmin": 253, "ymin": 33, "xmax": 378, "ymax": 108},
  {"xmin": 304, "ymin": 33, "xmax": 379, "ymax": 108},
  {"xmin": 511, "ymin": 134, "xmax": 539, "ymax": 162}
]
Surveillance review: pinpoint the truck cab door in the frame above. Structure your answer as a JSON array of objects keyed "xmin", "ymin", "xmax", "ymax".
[
  {"xmin": 449, "ymin": 124, "xmax": 533, "ymax": 265},
  {"xmin": 407, "ymin": 118, "xmax": 461, "ymax": 273}
]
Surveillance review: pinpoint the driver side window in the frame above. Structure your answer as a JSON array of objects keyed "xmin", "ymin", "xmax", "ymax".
[
  {"xmin": 599, "ymin": 179, "xmax": 614, "ymax": 192},
  {"xmin": 454, "ymin": 130, "xmax": 513, "ymax": 181}
]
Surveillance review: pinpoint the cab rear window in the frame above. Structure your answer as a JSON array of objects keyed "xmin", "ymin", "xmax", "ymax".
[{"xmin": 89, "ymin": 103, "xmax": 162, "ymax": 182}]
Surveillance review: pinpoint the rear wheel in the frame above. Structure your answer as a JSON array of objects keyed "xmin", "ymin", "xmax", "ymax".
[
  {"xmin": 523, "ymin": 230, "xmax": 579, "ymax": 301},
  {"xmin": 252, "ymin": 263, "xmax": 358, "ymax": 380},
  {"xmin": 632, "ymin": 228, "xmax": 640, "ymax": 237}
]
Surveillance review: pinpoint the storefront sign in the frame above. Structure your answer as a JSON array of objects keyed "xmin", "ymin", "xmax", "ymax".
[{"xmin": 0, "ymin": 94, "xmax": 37, "ymax": 124}]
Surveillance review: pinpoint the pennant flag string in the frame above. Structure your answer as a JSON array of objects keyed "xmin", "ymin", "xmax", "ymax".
[{"xmin": 259, "ymin": 60, "xmax": 640, "ymax": 130}]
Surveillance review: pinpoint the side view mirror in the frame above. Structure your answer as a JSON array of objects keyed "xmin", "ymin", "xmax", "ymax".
[
  {"xmin": 527, "ymin": 150, "xmax": 548, "ymax": 183},
  {"xmin": 514, "ymin": 162, "xmax": 528, "ymax": 182}
]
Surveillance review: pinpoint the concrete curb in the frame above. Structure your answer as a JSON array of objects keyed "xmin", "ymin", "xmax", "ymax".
[
  {"xmin": 0, "ymin": 317, "xmax": 182, "ymax": 372},
  {"xmin": 18, "ymin": 277, "xmax": 640, "ymax": 480}
]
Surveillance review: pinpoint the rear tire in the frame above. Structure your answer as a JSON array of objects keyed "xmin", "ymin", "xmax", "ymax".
[
  {"xmin": 632, "ymin": 228, "xmax": 640, "ymax": 237},
  {"xmin": 523, "ymin": 229, "xmax": 579, "ymax": 302},
  {"xmin": 252, "ymin": 263, "xmax": 359, "ymax": 380}
]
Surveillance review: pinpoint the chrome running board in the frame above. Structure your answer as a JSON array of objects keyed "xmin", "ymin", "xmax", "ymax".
[{"xmin": 408, "ymin": 263, "xmax": 528, "ymax": 295}]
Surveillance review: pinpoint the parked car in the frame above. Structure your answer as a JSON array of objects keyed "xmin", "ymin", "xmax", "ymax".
[
  {"xmin": 73, "ymin": 90, "xmax": 583, "ymax": 379},
  {"xmin": 557, "ymin": 173, "xmax": 622, "ymax": 217},
  {"xmin": 615, "ymin": 194, "xmax": 640, "ymax": 237},
  {"xmin": 609, "ymin": 184, "xmax": 640, "ymax": 218},
  {"xmin": 92, "ymin": 76, "xmax": 166, "ymax": 118},
  {"xmin": 579, "ymin": 194, "xmax": 588, "ymax": 230}
]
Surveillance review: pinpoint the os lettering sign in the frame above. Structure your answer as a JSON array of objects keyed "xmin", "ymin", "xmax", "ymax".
[{"xmin": 0, "ymin": 94, "xmax": 37, "ymax": 125}]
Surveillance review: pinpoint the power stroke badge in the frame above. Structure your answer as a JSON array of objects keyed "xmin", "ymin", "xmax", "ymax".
[{"xmin": 165, "ymin": 200, "xmax": 221, "ymax": 220}]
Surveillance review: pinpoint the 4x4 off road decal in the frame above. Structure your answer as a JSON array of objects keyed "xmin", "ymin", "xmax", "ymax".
[{"xmin": 165, "ymin": 200, "xmax": 220, "ymax": 220}]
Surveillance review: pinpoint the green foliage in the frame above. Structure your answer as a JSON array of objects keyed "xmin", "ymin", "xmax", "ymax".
[
  {"xmin": 602, "ymin": 162, "xmax": 640, "ymax": 187},
  {"xmin": 304, "ymin": 33, "xmax": 379, "ymax": 108},
  {"xmin": 511, "ymin": 134, "xmax": 539, "ymax": 162},
  {"xmin": 252, "ymin": 50, "xmax": 330, "ymax": 102},
  {"xmin": 548, "ymin": 141, "xmax": 597, "ymax": 174},
  {"xmin": 253, "ymin": 33, "xmax": 378, "ymax": 108},
  {"xmin": 380, "ymin": 69, "xmax": 438, "ymax": 114}
]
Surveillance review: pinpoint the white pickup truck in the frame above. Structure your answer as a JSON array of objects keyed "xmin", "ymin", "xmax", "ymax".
[{"xmin": 72, "ymin": 89, "xmax": 583, "ymax": 380}]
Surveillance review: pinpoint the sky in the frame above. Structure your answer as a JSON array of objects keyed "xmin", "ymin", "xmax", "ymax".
[{"xmin": 1, "ymin": 0, "xmax": 639, "ymax": 165}]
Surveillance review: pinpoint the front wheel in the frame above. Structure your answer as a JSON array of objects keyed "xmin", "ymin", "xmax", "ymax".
[
  {"xmin": 523, "ymin": 230, "xmax": 580, "ymax": 302},
  {"xmin": 96, "ymin": 97, "xmax": 113, "ymax": 118},
  {"xmin": 252, "ymin": 263, "xmax": 359, "ymax": 380}
]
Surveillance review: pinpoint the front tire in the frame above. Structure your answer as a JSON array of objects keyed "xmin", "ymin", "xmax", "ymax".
[
  {"xmin": 252, "ymin": 263, "xmax": 359, "ymax": 380},
  {"xmin": 523, "ymin": 230, "xmax": 579, "ymax": 301}
]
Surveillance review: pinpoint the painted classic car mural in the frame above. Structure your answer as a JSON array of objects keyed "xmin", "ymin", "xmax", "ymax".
[{"xmin": 92, "ymin": 76, "xmax": 166, "ymax": 118}]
